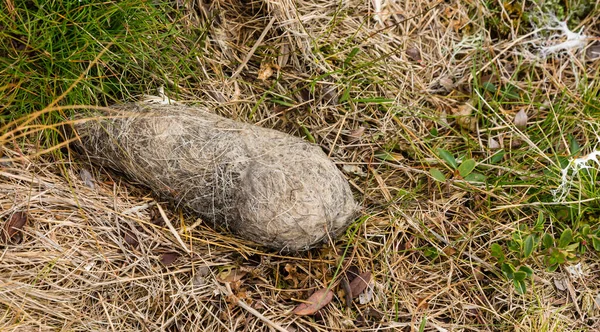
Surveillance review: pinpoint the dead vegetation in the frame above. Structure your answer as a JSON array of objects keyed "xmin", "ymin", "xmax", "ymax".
[{"xmin": 1, "ymin": 0, "xmax": 600, "ymax": 331}]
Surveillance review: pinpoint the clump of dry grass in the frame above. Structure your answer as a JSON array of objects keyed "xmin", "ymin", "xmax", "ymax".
[{"xmin": 2, "ymin": 0, "xmax": 600, "ymax": 330}]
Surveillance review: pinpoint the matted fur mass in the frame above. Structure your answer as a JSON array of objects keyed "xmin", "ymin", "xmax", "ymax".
[{"xmin": 74, "ymin": 103, "xmax": 358, "ymax": 251}]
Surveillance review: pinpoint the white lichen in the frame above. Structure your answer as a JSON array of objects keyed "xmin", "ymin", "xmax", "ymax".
[
  {"xmin": 531, "ymin": 13, "xmax": 589, "ymax": 58},
  {"xmin": 552, "ymin": 148, "xmax": 600, "ymax": 202}
]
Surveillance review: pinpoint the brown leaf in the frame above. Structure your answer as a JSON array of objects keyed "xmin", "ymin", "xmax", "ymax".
[
  {"xmin": 442, "ymin": 246, "xmax": 457, "ymax": 256},
  {"xmin": 1, "ymin": 211, "xmax": 28, "ymax": 243},
  {"xmin": 406, "ymin": 47, "xmax": 422, "ymax": 62},
  {"xmin": 257, "ymin": 62, "xmax": 279, "ymax": 80},
  {"xmin": 293, "ymin": 288, "xmax": 334, "ymax": 316},
  {"xmin": 79, "ymin": 169, "xmax": 95, "ymax": 189},
  {"xmin": 217, "ymin": 267, "xmax": 247, "ymax": 283},
  {"xmin": 349, "ymin": 272, "xmax": 371, "ymax": 299},
  {"xmin": 455, "ymin": 103, "xmax": 477, "ymax": 132},
  {"xmin": 123, "ymin": 231, "xmax": 139, "ymax": 247},
  {"xmin": 586, "ymin": 43, "xmax": 600, "ymax": 61},
  {"xmin": 160, "ymin": 252, "xmax": 180, "ymax": 266},
  {"xmin": 347, "ymin": 127, "xmax": 365, "ymax": 143},
  {"xmin": 283, "ymin": 263, "xmax": 299, "ymax": 288},
  {"xmin": 344, "ymin": 265, "xmax": 360, "ymax": 280},
  {"xmin": 513, "ymin": 109, "xmax": 528, "ymax": 129},
  {"xmin": 340, "ymin": 276, "xmax": 352, "ymax": 307}
]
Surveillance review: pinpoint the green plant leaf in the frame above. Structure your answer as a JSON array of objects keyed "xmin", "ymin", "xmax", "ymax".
[
  {"xmin": 437, "ymin": 148, "xmax": 457, "ymax": 169},
  {"xmin": 523, "ymin": 235, "xmax": 535, "ymax": 258},
  {"xmin": 343, "ymin": 47, "xmax": 360, "ymax": 68},
  {"xmin": 430, "ymin": 168, "xmax": 446, "ymax": 182},
  {"xmin": 490, "ymin": 243, "xmax": 504, "ymax": 260},
  {"xmin": 482, "ymin": 82, "xmax": 497, "ymax": 93},
  {"xmin": 518, "ymin": 266, "xmax": 533, "ymax": 277},
  {"xmin": 501, "ymin": 263, "xmax": 515, "ymax": 279},
  {"xmin": 490, "ymin": 150, "xmax": 505, "ymax": 164},
  {"xmin": 542, "ymin": 233, "xmax": 554, "ymax": 249},
  {"xmin": 507, "ymin": 240, "xmax": 520, "ymax": 252},
  {"xmin": 513, "ymin": 279, "xmax": 527, "ymax": 294},
  {"xmin": 581, "ymin": 224, "xmax": 590, "ymax": 236},
  {"xmin": 534, "ymin": 211, "xmax": 545, "ymax": 232},
  {"xmin": 464, "ymin": 172, "xmax": 486, "ymax": 182},
  {"xmin": 547, "ymin": 264, "xmax": 559, "ymax": 272},
  {"xmin": 418, "ymin": 316, "xmax": 427, "ymax": 332},
  {"xmin": 558, "ymin": 228, "xmax": 573, "ymax": 248},
  {"xmin": 592, "ymin": 236, "xmax": 600, "ymax": 251},
  {"xmin": 568, "ymin": 134, "xmax": 580, "ymax": 156},
  {"xmin": 458, "ymin": 158, "xmax": 476, "ymax": 178},
  {"xmin": 513, "ymin": 270, "xmax": 527, "ymax": 281},
  {"xmin": 565, "ymin": 242, "xmax": 579, "ymax": 251}
]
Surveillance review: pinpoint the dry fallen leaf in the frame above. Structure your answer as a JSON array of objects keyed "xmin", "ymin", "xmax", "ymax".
[
  {"xmin": 293, "ymin": 288, "xmax": 334, "ymax": 316},
  {"xmin": 455, "ymin": 103, "xmax": 477, "ymax": 132},
  {"xmin": 79, "ymin": 169, "xmax": 95, "ymax": 189},
  {"xmin": 406, "ymin": 47, "xmax": 422, "ymax": 62},
  {"xmin": 349, "ymin": 271, "xmax": 372, "ymax": 299},
  {"xmin": 488, "ymin": 137, "xmax": 501, "ymax": 150},
  {"xmin": 257, "ymin": 62, "xmax": 279, "ymax": 80},
  {"xmin": 283, "ymin": 263, "xmax": 300, "ymax": 288},
  {"xmin": 217, "ymin": 267, "xmax": 247, "ymax": 283},
  {"xmin": 439, "ymin": 76, "xmax": 454, "ymax": 91},
  {"xmin": 347, "ymin": 126, "xmax": 365, "ymax": 142},
  {"xmin": 586, "ymin": 44, "xmax": 600, "ymax": 61},
  {"xmin": 159, "ymin": 252, "xmax": 180, "ymax": 266},
  {"xmin": 514, "ymin": 109, "xmax": 528, "ymax": 129},
  {"xmin": 123, "ymin": 230, "xmax": 139, "ymax": 247},
  {"xmin": 1, "ymin": 211, "xmax": 28, "ymax": 243}
]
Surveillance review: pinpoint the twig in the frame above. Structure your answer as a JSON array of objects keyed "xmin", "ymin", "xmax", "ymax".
[
  {"xmin": 156, "ymin": 203, "xmax": 192, "ymax": 254},
  {"xmin": 230, "ymin": 17, "xmax": 277, "ymax": 79},
  {"xmin": 220, "ymin": 282, "xmax": 289, "ymax": 332}
]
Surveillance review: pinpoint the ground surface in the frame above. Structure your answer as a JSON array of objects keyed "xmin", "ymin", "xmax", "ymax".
[{"xmin": 1, "ymin": 0, "xmax": 600, "ymax": 331}]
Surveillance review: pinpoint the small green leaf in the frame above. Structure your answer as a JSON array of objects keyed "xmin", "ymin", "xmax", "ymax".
[
  {"xmin": 437, "ymin": 148, "xmax": 457, "ymax": 169},
  {"xmin": 568, "ymin": 134, "xmax": 580, "ymax": 156},
  {"xmin": 565, "ymin": 242, "xmax": 579, "ymax": 251},
  {"xmin": 542, "ymin": 233, "xmax": 554, "ymax": 249},
  {"xmin": 344, "ymin": 47, "xmax": 360, "ymax": 68},
  {"xmin": 513, "ymin": 279, "xmax": 527, "ymax": 294},
  {"xmin": 430, "ymin": 168, "xmax": 446, "ymax": 182},
  {"xmin": 502, "ymin": 84, "xmax": 520, "ymax": 100},
  {"xmin": 339, "ymin": 85, "xmax": 351, "ymax": 103},
  {"xmin": 518, "ymin": 266, "xmax": 533, "ymax": 277},
  {"xmin": 523, "ymin": 235, "xmax": 535, "ymax": 258},
  {"xmin": 507, "ymin": 240, "xmax": 520, "ymax": 252},
  {"xmin": 534, "ymin": 211, "xmax": 545, "ymax": 231},
  {"xmin": 458, "ymin": 158, "xmax": 476, "ymax": 178},
  {"xmin": 501, "ymin": 263, "xmax": 515, "ymax": 279},
  {"xmin": 418, "ymin": 316, "xmax": 427, "ymax": 332},
  {"xmin": 464, "ymin": 172, "xmax": 486, "ymax": 182},
  {"xmin": 490, "ymin": 150, "xmax": 505, "ymax": 164},
  {"xmin": 581, "ymin": 224, "xmax": 590, "ymax": 236},
  {"xmin": 423, "ymin": 247, "xmax": 439, "ymax": 259},
  {"xmin": 482, "ymin": 82, "xmax": 497, "ymax": 93},
  {"xmin": 592, "ymin": 236, "xmax": 600, "ymax": 251},
  {"xmin": 490, "ymin": 243, "xmax": 504, "ymax": 261},
  {"xmin": 513, "ymin": 271, "xmax": 527, "ymax": 281},
  {"xmin": 558, "ymin": 228, "xmax": 573, "ymax": 248},
  {"xmin": 546, "ymin": 263, "xmax": 558, "ymax": 272}
]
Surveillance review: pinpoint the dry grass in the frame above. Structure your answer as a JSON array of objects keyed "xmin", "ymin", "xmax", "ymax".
[{"xmin": 1, "ymin": 0, "xmax": 600, "ymax": 331}]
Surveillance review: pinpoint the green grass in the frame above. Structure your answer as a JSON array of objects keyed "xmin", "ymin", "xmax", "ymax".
[{"xmin": 0, "ymin": 0, "xmax": 205, "ymax": 131}]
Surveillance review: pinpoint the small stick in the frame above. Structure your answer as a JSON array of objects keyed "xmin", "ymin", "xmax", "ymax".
[
  {"xmin": 156, "ymin": 204, "xmax": 191, "ymax": 254},
  {"xmin": 220, "ymin": 282, "xmax": 289, "ymax": 332},
  {"xmin": 230, "ymin": 17, "xmax": 277, "ymax": 79}
]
